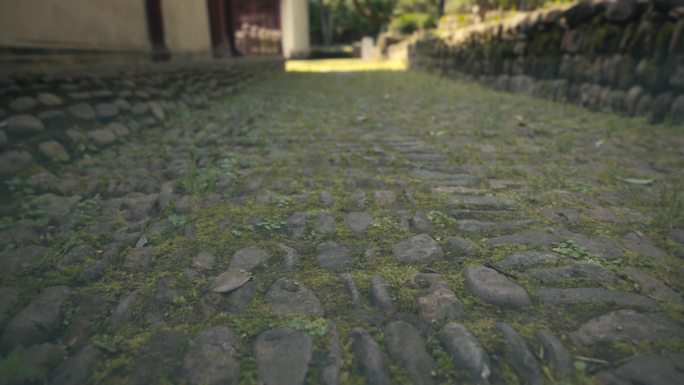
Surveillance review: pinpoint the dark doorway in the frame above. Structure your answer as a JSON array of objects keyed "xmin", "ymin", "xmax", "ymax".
[
  {"xmin": 208, "ymin": 0, "xmax": 240, "ymax": 57},
  {"xmin": 145, "ymin": 0, "xmax": 170, "ymax": 61}
]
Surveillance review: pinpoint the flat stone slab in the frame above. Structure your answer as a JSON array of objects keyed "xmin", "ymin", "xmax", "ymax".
[
  {"xmin": 448, "ymin": 195, "xmax": 517, "ymax": 209},
  {"xmin": 594, "ymin": 353, "xmax": 684, "ymax": 385},
  {"xmin": 572, "ymin": 309, "xmax": 684, "ymax": 346},
  {"xmin": 316, "ymin": 241, "xmax": 352, "ymax": 272},
  {"xmin": 525, "ymin": 264, "xmax": 619, "ymax": 285},
  {"xmin": 622, "ymin": 232, "xmax": 666, "ymax": 259},
  {"xmin": 487, "ymin": 231, "xmax": 559, "ymax": 246},
  {"xmin": 554, "ymin": 229, "xmax": 625, "ymax": 260},
  {"xmin": 344, "ymin": 212, "xmax": 373, "ymax": 234},
  {"xmin": 438, "ymin": 323, "xmax": 491, "ymax": 384},
  {"xmin": 622, "ymin": 267, "xmax": 684, "ymax": 305},
  {"xmin": 538, "ymin": 288, "xmax": 656, "ymax": 308},
  {"xmin": 392, "ymin": 234, "xmax": 444, "ymax": 263},
  {"xmin": 0, "ymin": 286, "xmax": 71, "ymax": 350},
  {"xmin": 255, "ymin": 327, "xmax": 312, "ymax": 385},
  {"xmin": 350, "ymin": 328, "xmax": 390, "ymax": 385},
  {"xmin": 384, "ymin": 321, "xmax": 436, "ymax": 385},
  {"xmin": 370, "ymin": 275, "xmax": 394, "ymax": 316},
  {"xmin": 498, "ymin": 251, "xmax": 563, "ymax": 269},
  {"xmin": 265, "ymin": 279, "xmax": 322, "ymax": 315},
  {"xmin": 534, "ymin": 329, "xmax": 574, "ymax": 379},
  {"xmin": 464, "ymin": 265, "xmax": 532, "ymax": 308},
  {"xmin": 445, "ymin": 236, "xmax": 476, "ymax": 256},
  {"xmin": 229, "ymin": 246, "xmax": 269, "ymax": 272},
  {"xmin": 418, "ymin": 283, "xmax": 464, "ymax": 324},
  {"xmin": 180, "ymin": 326, "xmax": 240, "ymax": 385},
  {"xmin": 497, "ymin": 323, "xmax": 542, "ymax": 385},
  {"xmin": 456, "ymin": 219, "xmax": 535, "ymax": 234}
]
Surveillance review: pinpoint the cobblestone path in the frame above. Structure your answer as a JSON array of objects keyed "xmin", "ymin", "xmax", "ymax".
[{"xmin": 1, "ymin": 69, "xmax": 683, "ymax": 385}]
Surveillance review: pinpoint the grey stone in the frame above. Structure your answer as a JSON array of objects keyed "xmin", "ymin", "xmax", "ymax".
[
  {"xmin": 95, "ymin": 103, "xmax": 119, "ymax": 119},
  {"xmin": 418, "ymin": 282, "xmax": 463, "ymax": 324},
  {"xmin": 285, "ymin": 211, "xmax": 307, "ymax": 238},
  {"xmin": 254, "ymin": 327, "xmax": 312, "ymax": 385},
  {"xmin": 445, "ymin": 236, "xmax": 476, "ymax": 256},
  {"xmin": 254, "ymin": 190, "xmax": 277, "ymax": 205},
  {"xmin": 350, "ymin": 327, "xmax": 390, "ymax": 385},
  {"xmin": 340, "ymin": 273, "xmax": 361, "ymax": 305},
  {"xmin": 438, "ymin": 323, "xmax": 491, "ymax": 384},
  {"xmin": 180, "ymin": 326, "xmax": 240, "ymax": 385},
  {"xmin": 525, "ymin": 264, "xmax": 619, "ymax": 285},
  {"xmin": 0, "ymin": 129, "xmax": 6, "ymax": 148},
  {"xmin": 58, "ymin": 244, "xmax": 96, "ymax": 269},
  {"xmin": 497, "ymin": 323, "xmax": 542, "ymax": 385},
  {"xmin": 671, "ymin": 94, "xmax": 684, "ymax": 123},
  {"xmin": 229, "ymin": 246, "xmax": 268, "ymax": 272},
  {"xmin": 538, "ymin": 288, "xmax": 656, "ymax": 308},
  {"xmin": 373, "ymin": 190, "xmax": 397, "ymax": 206},
  {"xmin": 622, "ymin": 232, "xmax": 666, "ymax": 259},
  {"xmin": 113, "ymin": 98, "xmax": 132, "ymax": 111},
  {"xmin": 123, "ymin": 247, "xmax": 154, "ymax": 273},
  {"xmin": 392, "ymin": 234, "xmax": 443, "ymax": 263},
  {"xmin": 383, "ymin": 321, "xmax": 436, "ymax": 385},
  {"xmin": 37, "ymin": 92, "xmax": 63, "ymax": 107},
  {"xmin": 0, "ymin": 245, "xmax": 47, "ymax": 278},
  {"xmin": 0, "ymin": 287, "xmax": 23, "ymax": 320},
  {"xmin": 110, "ymin": 290, "xmax": 142, "ymax": 328},
  {"xmin": 131, "ymin": 102, "xmax": 149, "ymax": 115},
  {"xmin": 68, "ymin": 103, "xmax": 96, "ymax": 120},
  {"xmin": 0, "ymin": 220, "xmax": 38, "ymax": 247},
  {"xmin": 622, "ymin": 267, "xmax": 683, "ymax": 305},
  {"xmin": 320, "ymin": 190, "xmax": 335, "ymax": 206},
  {"xmin": 456, "ymin": 219, "xmax": 535, "ymax": 234},
  {"xmin": 38, "ymin": 140, "xmax": 70, "ymax": 162},
  {"xmin": 499, "ymin": 251, "xmax": 563, "ymax": 269},
  {"xmin": 487, "ymin": 231, "xmax": 559, "ymax": 246},
  {"xmin": 129, "ymin": 332, "xmax": 186, "ymax": 385},
  {"xmin": 316, "ymin": 241, "xmax": 351, "ymax": 272},
  {"xmin": 572, "ymin": 309, "xmax": 684, "ymax": 345},
  {"xmin": 541, "ymin": 207, "xmax": 580, "ymax": 224},
  {"xmin": 87, "ymin": 128, "xmax": 117, "ymax": 147},
  {"xmin": 6, "ymin": 114, "xmax": 44, "ymax": 136},
  {"xmin": 149, "ymin": 101, "xmax": 166, "ymax": 121},
  {"xmin": 0, "ymin": 286, "xmax": 71, "ymax": 350},
  {"xmin": 315, "ymin": 213, "xmax": 336, "ymax": 234},
  {"xmin": 464, "ymin": 265, "xmax": 532, "ymax": 308},
  {"xmin": 190, "ymin": 250, "xmax": 215, "ymax": 271},
  {"xmin": 448, "ymin": 195, "xmax": 517, "ymax": 209},
  {"xmin": 410, "ymin": 212, "xmax": 431, "ymax": 232},
  {"xmin": 535, "ymin": 329, "xmax": 574, "ymax": 379},
  {"xmin": 344, "ymin": 212, "xmax": 373, "ymax": 234},
  {"xmin": 322, "ymin": 322, "xmax": 342, "ymax": 385},
  {"xmin": 9, "ymin": 96, "xmax": 38, "ymax": 112},
  {"xmin": 144, "ymin": 278, "xmax": 180, "ymax": 323},
  {"xmin": 370, "ymin": 275, "xmax": 394, "ymax": 316},
  {"xmin": 50, "ymin": 344, "xmax": 101, "ymax": 385},
  {"xmin": 277, "ymin": 243, "xmax": 300, "ymax": 271},
  {"xmin": 605, "ymin": 0, "xmax": 639, "ymax": 22},
  {"xmin": 593, "ymin": 353, "xmax": 684, "ymax": 385},
  {"xmin": 265, "ymin": 278, "xmax": 322, "ymax": 315}
]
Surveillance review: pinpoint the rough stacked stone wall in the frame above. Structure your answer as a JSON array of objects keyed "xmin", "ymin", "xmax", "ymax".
[
  {"xmin": 408, "ymin": 0, "xmax": 684, "ymax": 123},
  {"xmin": 0, "ymin": 59, "xmax": 283, "ymax": 179}
]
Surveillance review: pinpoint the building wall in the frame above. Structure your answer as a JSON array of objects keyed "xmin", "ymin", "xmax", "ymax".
[
  {"xmin": 0, "ymin": 0, "xmax": 150, "ymax": 51},
  {"xmin": 281, "ymin": 0, "xmax": 309, "ymax": 58},
  {"xmin": 162, "ymin": 0, "xmax": 212, "ymax": 56}
]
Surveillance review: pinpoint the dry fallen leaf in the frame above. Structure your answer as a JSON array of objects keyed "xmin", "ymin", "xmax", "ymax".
[{"xmin": 207, "ymin": 270, "xmax": 251, "ymax": 293}]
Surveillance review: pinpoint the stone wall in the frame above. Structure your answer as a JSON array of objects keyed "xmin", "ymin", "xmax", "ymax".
[
  {"xmin": 0, "ymin": 59, "xmax": 283, "ymax": 180},
  {"xmin": 408, "ymin": 0, "xmax": 684, "ymax": 123}
]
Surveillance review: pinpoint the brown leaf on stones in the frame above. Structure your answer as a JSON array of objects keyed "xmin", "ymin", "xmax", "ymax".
[{"xmin": 207, "ymin": 270, "xmax": 251, "ymax": 293}]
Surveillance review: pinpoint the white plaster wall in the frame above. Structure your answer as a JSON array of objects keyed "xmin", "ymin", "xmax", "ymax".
[
  {"xmin": 281, "ymin": 0, "xmax": 310, "ymax": 58},
  {"xmin": 0, "ymin": 0, "xmax": 150, "ymax": 51},
  {"xmin": 161, "ymin": 0, "xmax": 212, "ymax": 56}
]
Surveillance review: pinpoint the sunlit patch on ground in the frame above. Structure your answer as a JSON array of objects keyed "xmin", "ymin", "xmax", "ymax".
[{"xmin": 285, "ymin": 58, "xmax": 407, "ymax": 72}]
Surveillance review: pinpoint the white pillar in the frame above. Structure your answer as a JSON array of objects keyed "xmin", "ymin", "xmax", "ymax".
[{"xmin": 281, "ymin": 0, "xmax": 309, "ymax": 59}]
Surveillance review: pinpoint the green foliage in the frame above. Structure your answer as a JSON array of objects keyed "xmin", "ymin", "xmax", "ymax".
[
  {"xmin": 167, "ymin": 214, "xmax": 187, "ymax": 228},
  {"xmin": 553, "ymin": 240, "xmax": 623, "ymax": 268},
  {"xmin": 0, "ymin": 348, "xmax": 42, "ymax": 384},
  {"xmin": 289, "ymin": 317, "xmax": 328, "ymax": 336},
  {"xmin": 389, "ymin": 12, "xmax": 437, "ymax": 34}
]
